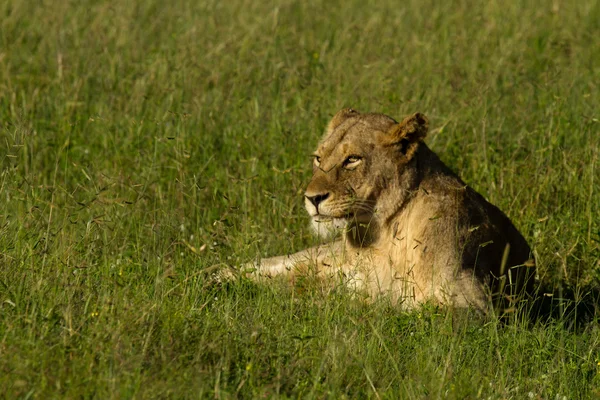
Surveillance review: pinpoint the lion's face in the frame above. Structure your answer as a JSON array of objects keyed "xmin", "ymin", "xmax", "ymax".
[{"xmin": 304, "ymin": 109, "xmax": 428, "ymax": 237}]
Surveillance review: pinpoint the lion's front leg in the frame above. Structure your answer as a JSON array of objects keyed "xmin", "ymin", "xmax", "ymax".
[{"xmin": 243, "ymin": 241, "xmax": 345, "ymax": 280}]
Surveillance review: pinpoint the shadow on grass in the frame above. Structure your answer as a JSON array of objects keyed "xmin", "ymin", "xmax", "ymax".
[{"xmin": 527, "ymin": 283, "xmax": 600, "ymax": 331}]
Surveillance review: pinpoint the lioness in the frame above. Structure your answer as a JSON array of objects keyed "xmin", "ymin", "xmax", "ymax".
[{"xmin": 242, "ymin": 109, "xmax": 535, "ymax": 312}]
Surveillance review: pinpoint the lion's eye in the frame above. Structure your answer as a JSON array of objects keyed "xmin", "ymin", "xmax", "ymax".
[
  {"xmin": 343, "ymin": 155, "xmax": 362, "ymax": 169},
  {"xmin": 313, "ymin": 155, "xmax": 321, "ymax": 167}
]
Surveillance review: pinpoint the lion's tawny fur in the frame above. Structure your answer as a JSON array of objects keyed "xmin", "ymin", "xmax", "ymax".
[{"xmin": 245, "ymin": 109, "xmax": 535, "ymax": 312}]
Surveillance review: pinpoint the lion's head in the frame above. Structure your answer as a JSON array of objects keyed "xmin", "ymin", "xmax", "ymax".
[{"xmin": 304, "ymin": 109, "xmax": 429, "ymax": 241}]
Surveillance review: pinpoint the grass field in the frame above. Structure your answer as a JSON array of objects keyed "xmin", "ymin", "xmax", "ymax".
[{"xmin": 1, "ymin": 0, "xmax": 600, "ymax": 397}]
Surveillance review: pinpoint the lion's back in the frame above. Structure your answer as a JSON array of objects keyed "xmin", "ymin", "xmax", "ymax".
[{"xmin": 409, "ymin": 155, "xmax": 535, "ymax": 302}]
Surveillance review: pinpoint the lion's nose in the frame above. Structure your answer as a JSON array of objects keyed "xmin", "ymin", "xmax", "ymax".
[{"xmin": 305, "ymin": 193, "xmax": 330, "ymax": 208}]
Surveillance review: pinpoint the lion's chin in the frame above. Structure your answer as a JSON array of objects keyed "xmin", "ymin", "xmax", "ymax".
[{"xmin": 310, "ymin": 217, "xmax": 347, "ymax": 239}]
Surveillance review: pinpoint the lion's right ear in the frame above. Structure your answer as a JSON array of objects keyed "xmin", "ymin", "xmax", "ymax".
[
  {"xmin": 386, "ymin": 112, "xmax": 429, "ymax": 159},
  {"xmin": 325, "ymin": 108, "xmax": 360, "ymax": 136}
]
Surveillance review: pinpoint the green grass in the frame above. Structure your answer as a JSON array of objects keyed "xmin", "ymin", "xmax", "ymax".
[{"xmin": 1, "ymin": 0, "xmax": 600, "ymax": 397}]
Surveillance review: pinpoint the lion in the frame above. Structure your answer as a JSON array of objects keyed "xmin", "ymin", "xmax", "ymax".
[{"xmin": 238, "ymin": 108, "xmax": 536, "ymax": 313}]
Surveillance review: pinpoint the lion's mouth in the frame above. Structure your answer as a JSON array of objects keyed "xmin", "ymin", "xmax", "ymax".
[
  {"xmin": 314, "ymin": 205, "xmax": 375, "ymax": 218},
  {"xmin": 312, "ymin": 212, "xmax": 353, "ymax": 222},
  {"xmin": 313, "ymin": 217, "xmax": 341, "ymax": 223}
]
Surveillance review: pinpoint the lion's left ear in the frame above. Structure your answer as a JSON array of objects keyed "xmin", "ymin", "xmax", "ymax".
[{"xmin": 386, "ymin": 112, "xmax": 428, "ymax": 159}]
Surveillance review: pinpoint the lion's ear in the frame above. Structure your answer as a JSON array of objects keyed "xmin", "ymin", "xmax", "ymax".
[
  {"xmin": 325, "ymin": 108, "xmax": 360, "ymax": 136},
  {"xmin": 386, "ymin": 112, "xmax": 428, "ymax": 159}
]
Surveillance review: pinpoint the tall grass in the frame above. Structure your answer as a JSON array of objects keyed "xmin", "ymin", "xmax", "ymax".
[{"xmin": 1, "ymin": 0, "xmax": 599, "ymax": 397}]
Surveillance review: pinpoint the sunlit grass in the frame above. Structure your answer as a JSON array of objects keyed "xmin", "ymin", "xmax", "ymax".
[{"xmin": 1, "ymin": 0, "xmax": 599, "ymax": 397}]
